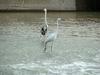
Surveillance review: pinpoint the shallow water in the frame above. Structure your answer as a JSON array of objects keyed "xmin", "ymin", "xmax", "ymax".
[{"xmin": 0, "ymin": 12, "xmax": 100, "ymax": 75}]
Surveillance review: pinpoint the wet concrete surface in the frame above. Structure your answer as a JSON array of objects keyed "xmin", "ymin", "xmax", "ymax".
[{"xmin": 0, "ymin": 12, "xmax": 100, "ymax": 75}]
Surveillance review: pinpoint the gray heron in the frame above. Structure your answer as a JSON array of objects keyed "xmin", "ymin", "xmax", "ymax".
[{"xmin": 44, "ymin": 18, "xmax": 61, "ymax": 52}]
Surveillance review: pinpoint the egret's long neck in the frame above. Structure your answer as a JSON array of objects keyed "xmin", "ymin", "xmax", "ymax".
[
  {"xmin": 44, "ymin": 10, "xmax": 48, "ymax": 27},
  {"xmin": 56, "ymin": 19, "xmax": 59, "ymax": 33}
]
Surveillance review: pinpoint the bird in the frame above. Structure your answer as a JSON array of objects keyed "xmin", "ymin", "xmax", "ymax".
[
  {"xmin": 44, "ymin": 18, "xmax": 61, "ymax": 52},
  {"xmin": 40, "ymin": 8, "xmax": 48, "ymax": 37}
]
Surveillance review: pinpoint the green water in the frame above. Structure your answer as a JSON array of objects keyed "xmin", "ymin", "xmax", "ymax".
[{"xmin": 0, "ymin": 12, "xmax": 100, "ymax": 75}]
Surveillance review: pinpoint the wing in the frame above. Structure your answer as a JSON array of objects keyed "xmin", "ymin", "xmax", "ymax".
[{"xmin": 46, "ymin": 32, "xmax": 57, "ymax": 42}]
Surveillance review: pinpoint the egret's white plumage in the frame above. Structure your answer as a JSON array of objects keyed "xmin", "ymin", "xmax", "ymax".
[
  {"xmin": 44, "ymin": 8, "xmax": 48, "ymax": 27},
  {"xmin": 41, "ymin": 8, "xmax": 48, "ymax": 36},
  {"xmin": 44, "ymin": 18, "xmax": 61, "ymax": 52}
]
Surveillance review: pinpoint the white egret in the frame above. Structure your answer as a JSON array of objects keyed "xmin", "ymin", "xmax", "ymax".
[
  {"xmin": 40, "ymin": 8, "xmax": 48, "ymax": 36},
  {"xmin": 44, "ymin": 18, "xmax": 61, "ymax": 52}
]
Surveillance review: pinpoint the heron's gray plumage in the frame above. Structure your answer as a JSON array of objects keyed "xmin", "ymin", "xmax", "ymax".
[{"xmin": 44, "ymin": 18, "xmax": 61, "ymax": 52}]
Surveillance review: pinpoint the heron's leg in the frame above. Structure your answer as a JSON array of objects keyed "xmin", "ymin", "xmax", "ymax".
[
  {"xmin": 44, "ymin": 42, "xmax": 47, "ymax": 52},
  {"xmin": 51, "ymin": 41, "xmax": 54, "ymax": 52},
  {"xmin": 40, "ymin": 35, "xmax": 43, "ymax": 42},
  {"xmin": 44, "ymin": 46, "xmax": 46, "ymax": 52}
]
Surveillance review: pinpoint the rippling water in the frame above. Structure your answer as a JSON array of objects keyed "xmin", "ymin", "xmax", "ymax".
[{"xmin": 0, "ymin": 12, "xmax": 100, "ymax": 75}]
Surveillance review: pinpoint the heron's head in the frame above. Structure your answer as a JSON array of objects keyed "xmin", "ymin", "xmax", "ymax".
[
  {"xmin": 44, "ymin": 8, "xmax": 47, "ymax": 12},
  {"xmin": 57, "ymin": 18, "xmax": 61, "ymax": 21}
]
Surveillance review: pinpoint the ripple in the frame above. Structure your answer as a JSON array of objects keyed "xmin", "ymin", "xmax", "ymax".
[{"xmin": 4, "ymin": 61, "xmax": 99, "ymax": 75}]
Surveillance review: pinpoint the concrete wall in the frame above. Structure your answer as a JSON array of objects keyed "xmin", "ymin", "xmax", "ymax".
[
  {"xmin": 76, "ymin": 0, "xmax": 87, "ymax": 10},
  {"xmin": 76, "ymin": 0, "xmax": 100, "ymax": 11},
  {"xmin": 0, "ymin": 0, "xmax": 76, "ymax": 10}
]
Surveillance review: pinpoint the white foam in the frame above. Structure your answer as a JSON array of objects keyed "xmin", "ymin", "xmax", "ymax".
[
  {"xmin": 8, "ymin": 61, "xmax": 100, "ymax": 75},
  {"xmin": 10, "ymin": 63, "xmax": 41, "ymax": 70}
]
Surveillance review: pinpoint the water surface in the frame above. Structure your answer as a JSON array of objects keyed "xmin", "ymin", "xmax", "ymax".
[{"xmin": 0, "ymin": 12, "xmax": 100, "ymax": 75}]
